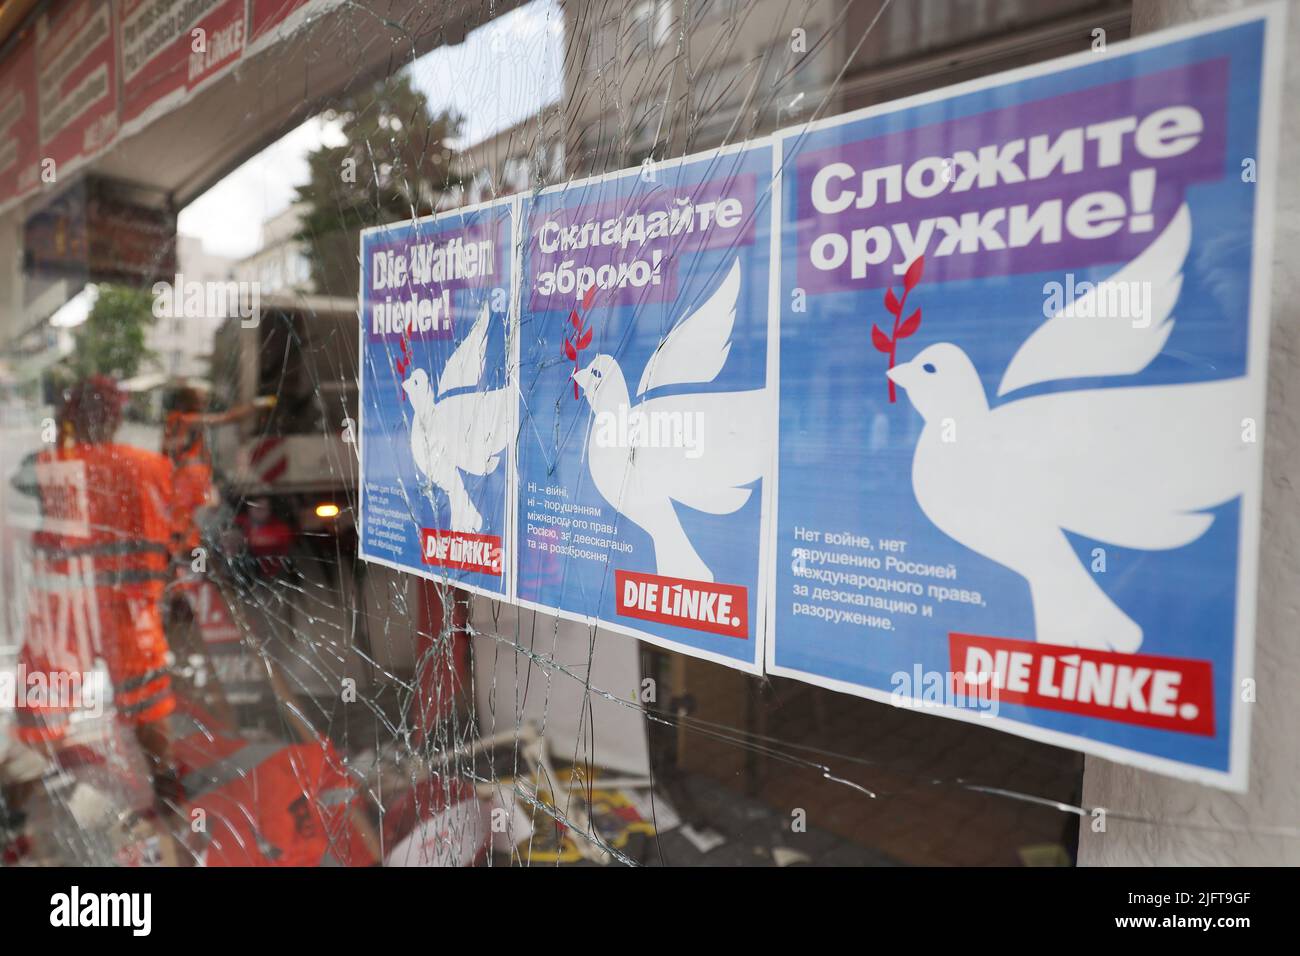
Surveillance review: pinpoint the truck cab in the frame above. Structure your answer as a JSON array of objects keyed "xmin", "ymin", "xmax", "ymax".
[{"xmin": 210, "ymin": 293, "xmax": 359, "ymax": 539}]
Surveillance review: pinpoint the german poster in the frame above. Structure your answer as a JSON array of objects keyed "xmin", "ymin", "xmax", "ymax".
[{"xmin": 358, "ymin": 197, "xmax": 517, "ymax": 600}]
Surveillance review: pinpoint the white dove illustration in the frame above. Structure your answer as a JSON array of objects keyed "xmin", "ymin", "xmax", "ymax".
[
  {"xmin": 403, "ymin": 299, "xmax": 510, "ymax": 533},
  {"xmin": 572, "ymin": 259, "xmax": 769, "ymax": 583},
  {"xmin": 887, "ymin": 205, "xmax": 1252, "ymax": 653}
]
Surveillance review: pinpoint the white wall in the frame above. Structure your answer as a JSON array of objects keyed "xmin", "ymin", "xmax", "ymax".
[{"xmin": 471, "ymin": 597, "xmax": 652, "ymax": 776}]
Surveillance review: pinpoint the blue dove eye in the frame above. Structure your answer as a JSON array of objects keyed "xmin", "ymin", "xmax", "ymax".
[
  {"xmin": 922, "ymin": 363, "xmax": 936, "ymax": 374},
  {"xmin": 591, "ymin": 368, "xmax": 603, "ymax": 380}
]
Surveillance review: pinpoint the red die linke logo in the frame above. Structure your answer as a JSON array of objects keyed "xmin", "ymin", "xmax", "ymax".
[
  {"xmin": 420, "ymin": 529, "xmax": 502, "ymax": 576},
  {"xmin": 616, "ymin": 570, "xmax": 748, "ymax": 639},
  {"xmin": 948, "ymin": 633, "xmax": 1213, "ymax": 736}
]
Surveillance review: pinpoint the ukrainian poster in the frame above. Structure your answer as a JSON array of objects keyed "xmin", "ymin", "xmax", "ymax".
[
  {"xmin": 768, "ymin": 8, "xmax": 1282, "ymax": 788},
  {"xmin": 358, "ymin": 197, "xmax": 516, "ymax": 600},
  {"xmin": 514, "ymin": 144, "xmax": 778, "ymax": 672}
]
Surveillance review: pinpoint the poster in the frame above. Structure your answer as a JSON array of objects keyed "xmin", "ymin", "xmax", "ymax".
[
  {"xmin": 768, "ymin": 7, "xmax": 1281, "ymax": 788},
  {"xmin": 514, "ymin": 144, "xmax": 778, "ymax": 672},
  {"xmin": 358, "ymin": 197, "xmax": 517, "ymax": 600},
  {"xmin": 37, "ymin": 0, "xmax": 118, "ymax": 174},
  {"xmin": 0, "ymin": 33, "xmax": 39, "ymax": 210},
  {"xmin": 118, "ymin": 0, "xmax": 246, "ymax": 129}
]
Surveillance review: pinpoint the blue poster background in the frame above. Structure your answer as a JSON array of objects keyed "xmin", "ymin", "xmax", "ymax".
[{"xmin": 773, "ymin": 20, "xmax": 1268, "ymax": 776}]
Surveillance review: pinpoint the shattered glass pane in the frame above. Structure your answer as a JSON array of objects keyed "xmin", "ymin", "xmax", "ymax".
[{"xmin": 2, "ymin": 0, "xmax": 1264, "ymax": 870}]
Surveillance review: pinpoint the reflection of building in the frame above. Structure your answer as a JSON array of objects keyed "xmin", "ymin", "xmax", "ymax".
[
  {"xmin": 450, "ymin": 104, "xmax": 566, "ymax": 207},
  {"xmin": 234, "ymin": 204, "xmax": 313, "ymax": 295},
  {"xmin": 145, "ymin": 234, "xmax": 237, "ymax": 379},
  {"xmin": 152, "ymin": 201, "xmax": 313, "ymax": 382},
  {"xmin": 563, "ymin": 0, "xmax": 1131, "ymax": 175},
  {"xmin": 563, "ymin": 0, "xmax": 840, "ymax": 174}
]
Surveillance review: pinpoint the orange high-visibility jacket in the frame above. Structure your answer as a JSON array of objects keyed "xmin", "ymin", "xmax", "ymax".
[
  {"xmin": 15, "ymin": 443, "xmax": 177, "ymax": 744},
  {"xmin": 165, "ymin": 411, "xmax": 215, "ymax": 555}
]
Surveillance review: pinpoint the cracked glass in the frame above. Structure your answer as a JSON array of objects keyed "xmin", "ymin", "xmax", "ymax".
[{"xmin": 3, "ymin": 0, "xmax": 1264, "ymax": 869}]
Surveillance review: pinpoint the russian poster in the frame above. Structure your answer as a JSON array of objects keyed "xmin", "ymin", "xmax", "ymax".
[{"xmin": 769, "ymin": 7, "xmax": 1283, "ymax": 788}]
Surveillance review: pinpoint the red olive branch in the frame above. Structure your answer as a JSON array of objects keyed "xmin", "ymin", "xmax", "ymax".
[
  {"xmin": 394, "ymin": 330, "xmax": 412, "ymax": 401},
  {"xmin": 871, "ymin": 255, "xmax": 925, "ymax": 403},
  {"xmin": 563, "ymin": 283, "xmax": 598, "ymax": 399}
]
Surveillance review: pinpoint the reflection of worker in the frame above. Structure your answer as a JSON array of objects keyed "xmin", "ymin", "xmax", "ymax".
[
  {"xmin": 16, "ymin": 376, "xmax": 181, "ymax": 813},
  {"xmin": 163, "ymin": 387, "xmax": 270, "ymax": 557},
  {"xmin": 162, "ymin": 388, "xmax": 271, "ymax": 732}
]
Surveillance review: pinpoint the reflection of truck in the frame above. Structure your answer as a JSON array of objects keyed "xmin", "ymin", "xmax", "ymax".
[{"xmin": 211, "ymin": 294, "xmax": 358, "ymax": 538}]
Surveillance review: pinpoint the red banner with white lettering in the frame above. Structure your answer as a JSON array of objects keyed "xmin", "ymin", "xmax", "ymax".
[
  {"xmin": 0, "ymin": 33, "xmax": 40, "ymax": 206},
  {"xmin": 248, "ymin": 0, "xmax": 313, "ymax": 42},
  {"xmin": 616, "ymin": 570, "xmax": 749, "ymax": 640},
  {"xmin": 118, "ymin": 0, "xmax": 245, "ymax": 127},
  {"xmin": 37, "ymin": 0, "xmax": 118, "ymax": 172},
  {"xmin": 948, "ymin": 632, "xmax": 1214, "ymax": 736},
  {"xmin": 420, "ymin": 529, "xmax": 504, "ymax": 577}
]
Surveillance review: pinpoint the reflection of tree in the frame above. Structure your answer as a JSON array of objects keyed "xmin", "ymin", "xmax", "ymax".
[
  {"xmin": 295, "ymin": 73, "xmax": 463, "ymax": 298},
  {"xmin": 56, "ymin": 284, "xmax": 158, "ymax": 386}
]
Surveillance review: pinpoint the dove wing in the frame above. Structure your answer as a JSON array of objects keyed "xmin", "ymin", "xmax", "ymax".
[
  {"xmin": 997, "ymin": 204, "xmax": 1191, "ymax": 397},
  {"xmin": 437, "ymin": 299, "xmax": 491, "ymax": 396},
  {"xmin": 636, "ymin": 258, "xmax": 740, "ymax": 396},
  {"xmin": 629, "ymin": 389, "xmax": 769, "ymax": 513},
  {"xmin": 995, "ymin": 375, "xmax": 1249, "ymax": 550}
]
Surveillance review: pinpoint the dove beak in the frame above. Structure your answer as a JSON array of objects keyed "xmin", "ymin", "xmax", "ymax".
[
  {"xmin": 885, "ymin": 362, "xmax": 914, "ymax": 390},
  {"xmin": 571, "ymin": 368, "xmax": 592, "ymax": 393}
]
